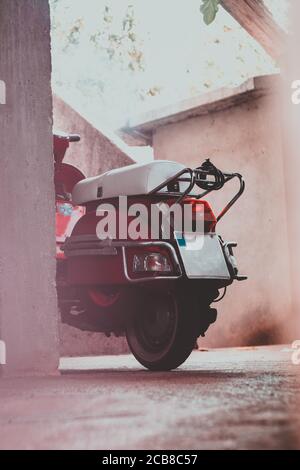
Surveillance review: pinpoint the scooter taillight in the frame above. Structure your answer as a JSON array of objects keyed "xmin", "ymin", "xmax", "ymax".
[
  {"xmin": 126, "ymin": 246, "xmax": 175, "ymax": 279},
  {"xmin": 183, "ymin": 198, "xmax": 217, "ymax": 232},
  {"xmin": 133, "ymin": 252, "xmax": 172, "ymax": 273}
]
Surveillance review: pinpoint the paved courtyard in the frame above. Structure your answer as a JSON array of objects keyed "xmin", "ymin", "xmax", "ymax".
[{"xmin": 0, "ymin": 345, "xmax": 299, "ymax": 449}]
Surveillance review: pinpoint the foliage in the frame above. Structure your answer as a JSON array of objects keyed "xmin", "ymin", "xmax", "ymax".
[
  {"xmin": 50, "ymin": 0, "xmax": 152, "ymax": 126},
  {"xmin": 200, "ymin": 0, "xmax": 220, "ymax": 25},
  {"xmin": 51, "ymin": 2, "xmax": 144, "ymax": 72},
  {"xmin": 90, "ymin": 5, "xmax": 144, "ymax": 72}
]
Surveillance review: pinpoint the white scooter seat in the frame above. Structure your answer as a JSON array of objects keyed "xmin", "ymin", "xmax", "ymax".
[{"xmin": 72, "ymin": 160, "xmax": 188, "ymax": 204}]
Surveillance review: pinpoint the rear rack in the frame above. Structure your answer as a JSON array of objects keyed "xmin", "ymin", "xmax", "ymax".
[{"xmin": 148, "ymin": 159, "xmax": 245, "ymax": 223}]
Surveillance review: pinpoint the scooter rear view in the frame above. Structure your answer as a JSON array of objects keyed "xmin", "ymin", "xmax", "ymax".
[{"xmin": 55, "ymin": 133, "xmax": 247, "ymax": 371}]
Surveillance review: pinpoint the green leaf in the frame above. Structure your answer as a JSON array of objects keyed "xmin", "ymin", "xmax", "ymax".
[{"xmin": 200, "ymin": 0, "xmax": 220, "ymax": 25}]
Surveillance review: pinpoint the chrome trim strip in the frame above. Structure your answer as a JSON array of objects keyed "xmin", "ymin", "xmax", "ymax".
[{"xmin": 66, "ymin": 247, "xmax": 118, "ymax": 257}]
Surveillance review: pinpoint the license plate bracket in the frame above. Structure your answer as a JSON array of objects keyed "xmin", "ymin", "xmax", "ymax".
[{"xmin": 175, "ymin": 232, "xmax": 231, "ymax": 280}]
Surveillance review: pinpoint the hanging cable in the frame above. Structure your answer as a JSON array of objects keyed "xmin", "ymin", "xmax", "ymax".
[
  {"xmin": 195, "ymin": 158, "xmax": 226, "ymax": 191},
  {"xmin": 213, "ymin": 287, "xmax": 227, "ymax": 303}
]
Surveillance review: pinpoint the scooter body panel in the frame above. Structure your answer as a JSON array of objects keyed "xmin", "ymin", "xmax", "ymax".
[{"xmin": 63, "ymin": 207, "xmax": 236, "ymax": 287}]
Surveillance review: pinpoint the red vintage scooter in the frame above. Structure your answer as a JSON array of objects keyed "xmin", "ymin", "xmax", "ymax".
[{"xmin": 55, "ymin": 132, "xmax": 246, "ymax": 371}]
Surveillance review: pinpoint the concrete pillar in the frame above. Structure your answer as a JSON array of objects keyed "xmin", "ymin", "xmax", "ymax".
[
  {"xmin": 281, "ymin": 0, "xmax": 300, "ymax": 338},
  {"xmin": 0, "ymin": 0, "xmax": 60, "ymax": 375}
]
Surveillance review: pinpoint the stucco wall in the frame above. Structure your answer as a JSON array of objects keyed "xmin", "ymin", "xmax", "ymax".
[
  {"xmin": 0, "ymin": 0, "xmax": 59, "ymax": 374},
  {"xmin": 53, "ymin": 95, "xmax": 133, "ymax": 177},
  {"xmin": 281, "ymin": 0, "xmax": 300, "ymax": 340},
  {"xmin": 153, "ymin": 93, "xmax": 292, "ymax": 347}
]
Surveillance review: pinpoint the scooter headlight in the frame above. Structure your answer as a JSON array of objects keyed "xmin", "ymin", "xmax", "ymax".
[{"xmin": 133, "ymin": 252, "xmax": 172, "ymax": 273}]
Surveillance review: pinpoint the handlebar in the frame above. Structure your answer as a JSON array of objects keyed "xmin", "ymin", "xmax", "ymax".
[{"xmin": 68, "ymin": 134, "xmax": 81, "ymax": 143}]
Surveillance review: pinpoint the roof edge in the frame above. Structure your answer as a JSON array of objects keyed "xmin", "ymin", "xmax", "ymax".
[{"xmin": 118, "ymin": 73, "xmax": 280, "ymax": 147}]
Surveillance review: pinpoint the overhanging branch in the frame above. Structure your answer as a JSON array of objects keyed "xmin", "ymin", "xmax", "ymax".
[{"xmin": 220, "ymin": 0, "xmax": 286, "ymax": 62}]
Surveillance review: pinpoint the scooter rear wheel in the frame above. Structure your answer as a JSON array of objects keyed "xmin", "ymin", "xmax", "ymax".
[{"xmin": 126, "ymin": 289, "xmax": 199, "ymax": 371}]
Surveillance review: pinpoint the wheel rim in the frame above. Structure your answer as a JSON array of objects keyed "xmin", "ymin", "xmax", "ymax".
[
  {"xmin": 133, "ymin": 293, "xmax": 177, "ymax": 353},
  {"xmin": 88, "ymin": 287, "xmax": 120, "ymax": 308}
]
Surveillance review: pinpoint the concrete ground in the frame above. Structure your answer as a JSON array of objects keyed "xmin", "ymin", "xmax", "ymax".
[{"xmin": 0, "ymin": 345, "xmax": 299, "ymax": 450}]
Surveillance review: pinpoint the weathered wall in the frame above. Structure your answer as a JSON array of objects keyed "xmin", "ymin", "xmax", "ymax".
[
  {"xmin": 59, "ymin": 324, "xmax": 128, "ymax": 357},
  {"xmin": 153, "ymin": 91, "xmax": 292, "ymax": 347},
  {"xmin": 0, "ymin": 0, "xmax": 59, "ymax": 375},
  {"xmin": 53, "ymin": 95, "xmax": 132, "ymax": 357},
  {"xmin": 280, "ymin": 0, "xmax": 300, "ymax": 340},
  {"xmin": 53, "ymin": 95, "xmax": 133, "ymax": 177}
]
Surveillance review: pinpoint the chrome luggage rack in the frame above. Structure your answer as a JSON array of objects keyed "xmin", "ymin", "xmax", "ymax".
[{"xmin": 149, "ymin": 159, "xmax": 245, "ymax": 223}]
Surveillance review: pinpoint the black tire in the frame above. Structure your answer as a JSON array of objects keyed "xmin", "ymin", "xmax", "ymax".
[{"xmin": 126, "ymin": 289, "xmax": 199, "ymax": 371}]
